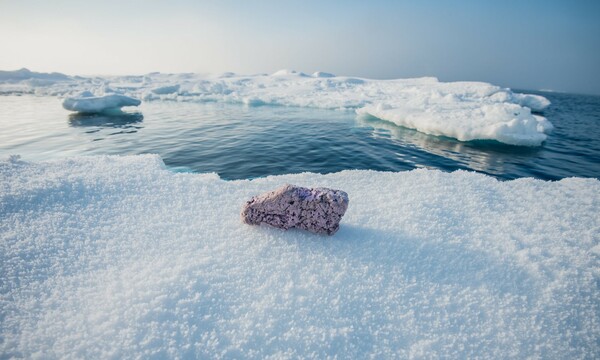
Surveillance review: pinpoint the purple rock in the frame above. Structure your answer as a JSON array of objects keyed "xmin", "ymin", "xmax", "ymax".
[{"xmin": 241, "ymin": 184, "xmax": 349, "ymax": 235}]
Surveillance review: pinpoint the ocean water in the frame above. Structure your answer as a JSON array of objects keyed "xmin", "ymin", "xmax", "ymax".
[{"xmin": 0, "ymin": 91, "xmax": 598, "ymax": 180}]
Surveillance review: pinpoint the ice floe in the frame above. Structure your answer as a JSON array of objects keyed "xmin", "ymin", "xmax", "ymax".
[
  {"xmin": 312, "ymin": 71, "xmax": 336, "ymax": 78},
  {"xmin": 62, "ymin": 91, "xmax": 141, "ymax": 113},
  {"xmin": 1, "ymin": 155, "xmax": 598, "ymax": 358},
  {"xmin": 151, "ymin": 84, "xmax": 180, "ymax": 95},
  {"xmin": 0, "ymin": 69, "xmax": 552, "ymax": 145}
]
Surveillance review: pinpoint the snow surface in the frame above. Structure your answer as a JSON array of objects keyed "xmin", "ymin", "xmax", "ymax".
[
  {"xmin": 62, "ymin": 91, "xmax": 141, "ymax": 113},
  {"xmin": 0, "ymin": 69, "xmax": 551, "ymax": 145},
  {"xmin": 1, "ymin": 155, "xmax": 598, "ymax": 358}
]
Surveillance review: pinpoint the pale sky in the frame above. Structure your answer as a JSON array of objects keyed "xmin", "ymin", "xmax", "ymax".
[{"xmin": 1, "ymin": 0, "xmax": 599, "ymax": 94}]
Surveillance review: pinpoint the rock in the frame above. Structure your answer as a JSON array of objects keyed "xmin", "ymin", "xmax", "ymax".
[{"xmin": 241, "ymin": 184, "xmax": 349, "ymax": 235}]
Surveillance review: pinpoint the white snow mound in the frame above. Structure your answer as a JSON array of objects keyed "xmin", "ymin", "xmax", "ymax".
[
  {"xmin": 62, "ymin": 92, "xmax": 141, "ymax": 113},
  {"xmin": 1, "ymin": 155, "xmax": 598, "ymax": 358},
  {"xmin": 357, "ymin": 101, "xmax": 553, "ymax": 146}
]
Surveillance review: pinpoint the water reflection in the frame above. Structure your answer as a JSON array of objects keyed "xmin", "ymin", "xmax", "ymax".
[
  {"xmin": 68, "ymin": 112, "xmax": 144, "ymax": 129},
  {"xmin": 355, "ymin": 114, "xmax": 541, "ymax": 177}
]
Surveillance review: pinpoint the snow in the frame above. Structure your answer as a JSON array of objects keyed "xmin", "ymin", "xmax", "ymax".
[
  {"xmin": 0, "ymin": 69, "xmax": 552, "ymax": 145},
  {"xmin": 62, "ymin": 92, "xmax": 141, "ymax": 113},
  {"xmin": 1, "ymin": 155, "xmax": 598, "ymax": 358}
]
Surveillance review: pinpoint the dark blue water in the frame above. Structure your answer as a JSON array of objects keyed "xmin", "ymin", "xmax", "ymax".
[{"xmin": 0, "ymin": 91, "xmax": 599, "ymax": 180}]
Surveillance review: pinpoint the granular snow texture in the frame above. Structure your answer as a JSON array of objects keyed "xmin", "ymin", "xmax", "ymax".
[{"xmin": 1, "ymin": 155, "xmax": 598, "ymax": 358}]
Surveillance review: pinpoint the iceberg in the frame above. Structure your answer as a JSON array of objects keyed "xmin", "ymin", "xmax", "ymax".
[
  {"xmin": 62, "ymin": 91, "xmax": 141, "ymax": 113},
  {"xmin": 1, "ymin": 155, "xmax": 598, "ymax": 358}
]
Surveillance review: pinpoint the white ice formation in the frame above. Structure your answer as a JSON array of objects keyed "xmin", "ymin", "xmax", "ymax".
[
  {"xmin": 1, "ymin": 68, "xmax": 552, "ymax": 145},
  {"xmin": 62, "ymin": 91, "xmax": 141, "ymax": 113},
  {"xmin": 0, "ymin": 68, "xmax": 71, "ymax": 82},
  {"xmin": 1, "ymin": 155, "xmax": 597, "ymax": 358}
]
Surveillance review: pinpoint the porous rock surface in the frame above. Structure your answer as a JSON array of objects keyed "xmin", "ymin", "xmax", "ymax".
[{"xmin": 241, "ymin": 184, "xmax": 349, "ymax": 235}]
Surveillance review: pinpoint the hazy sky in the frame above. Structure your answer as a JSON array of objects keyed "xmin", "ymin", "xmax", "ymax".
[{"xmin": 1, "ymin": 0, "xmax": 599, "ymax": 94}]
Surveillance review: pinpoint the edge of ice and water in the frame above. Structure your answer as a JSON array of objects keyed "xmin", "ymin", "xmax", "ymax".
[
  {"xmin": 1, "ymin": 154, "xmax": 598, "ymax": 358},
  {"xmin": 1, "ymin": 68, "xmax": 552, "ymax": 146}
]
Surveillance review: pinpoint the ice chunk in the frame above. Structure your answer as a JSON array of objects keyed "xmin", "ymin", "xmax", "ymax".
[
  {"xmin": 357, "ymin": 101, "xmax": 552, "ymax": 146},
  {"xmin": 62, "ymin": 92, "xmax": 141, "ymax": 113},
  {"xmin": 151, "ymin": 84, "xmax": 180, "ymax": 95},
  {"xmin": 0, "ymin": 155, "xmax": 598, "ymax": 358},
  {"xmin": 242, "ymin": 97, "xmax": 266, "ymax": 106},
  {"xmin": 312, "ymin": 71, "xmax": 336, "ymax": 78},
  {"xmin": 511, "ymin": 93, "xmax": 552, "ymax": 112}
]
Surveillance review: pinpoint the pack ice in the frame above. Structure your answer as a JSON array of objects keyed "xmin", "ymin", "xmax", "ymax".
[
  {"xmin": 0, "ymin": 69, "xmax": 552, "ymax": 145},
  {"xmin": 1, "ymin": 155, "xmax": 598, "ymax": 358}
]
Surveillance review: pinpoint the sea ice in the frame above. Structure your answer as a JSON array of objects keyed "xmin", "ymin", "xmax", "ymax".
[
  {"xmin": 115, "ymin": 72, "xmax": 555, "ymax": 146},
  {"xmin": 62, "ymin": 91, "xmax": 141, "ymax": 113},
  {"xmin": 0, "ymin": 68, "xmax": 73, "ymax": 95},
  {"xmin": 271, "ymin": 69, "xmax": 308, "ymax": 77},
  {"xmin": 356, "ymin": 101, "xmax": 553, "ymax": 146},
  {"xmin": 0, "ymin": 68, "xmax": 71, "ymax": 82},
  {"xmin": 0, "ymin": 68, "xmax": 552, "ymax": 145},
  {"xmin": 151, "ymin": 84, "xmax": 180, "ymax": 95},
  {"xmin": 1, "ymin": 155, "xmax": 598, "ymax": 358},
  {"xmin": 312, "ymin": 71, "xmax": 336, "ymax": 78}
]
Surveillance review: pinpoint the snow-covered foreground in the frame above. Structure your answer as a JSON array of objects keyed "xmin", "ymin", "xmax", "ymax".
[
  {"xmin": 0, "ymin": 69, "xmax": 552, "ymax": 146},
  {"xmin": 1, "ymin": 155, "xmax": 598, "ymax": 358}
]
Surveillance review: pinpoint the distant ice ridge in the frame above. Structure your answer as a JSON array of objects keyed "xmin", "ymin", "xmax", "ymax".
[
  {"xmin": 0, "ymin": 68, "xmax": 74, "ymax": 93},
  {"xmin": 62, "ymin": 91, "xmax": 141, "ymax": 113},
  {"xmin": 0, "ymin": 68, "xmax": 71, "ymax": 83},
  {"xmin": 1, "ymin": 155, "xmax": 598, "ymax": 358},
  {"xmin": 0, "ymin": 68, "xmax": 552, "ymax": 145}
]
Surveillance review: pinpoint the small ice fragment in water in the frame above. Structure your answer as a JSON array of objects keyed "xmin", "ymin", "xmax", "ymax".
[{"xmin": 62, "ymin": 92, "xmax": 141, "ymax": 114}]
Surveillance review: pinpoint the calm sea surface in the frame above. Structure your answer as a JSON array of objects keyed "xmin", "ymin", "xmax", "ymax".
[{"xmin": 0, "ymin": 91, "xmax": 599, "ymax": 180}]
